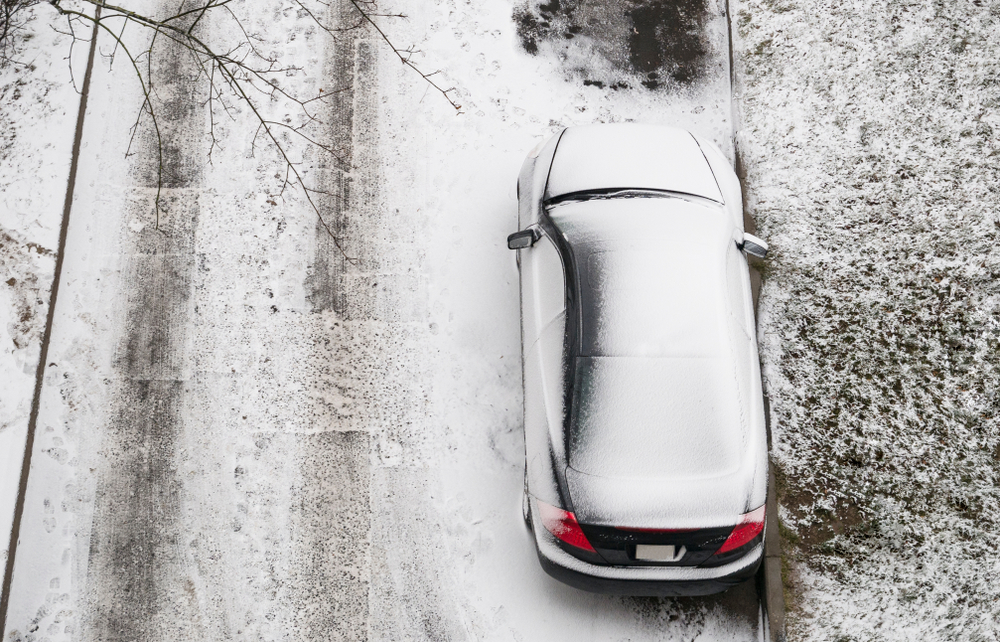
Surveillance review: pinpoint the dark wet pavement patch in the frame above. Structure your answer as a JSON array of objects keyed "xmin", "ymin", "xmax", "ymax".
[
  {"xmin": 513, "ymin": 0, "xmax": 713, "ymax": 89},
  {"xmin": 627, "ymin": 0, "xmax": 710, "ymax": 87},
  {"xmin": 513, "ymin": 0, "xmax": 581, "ymax": 56}
]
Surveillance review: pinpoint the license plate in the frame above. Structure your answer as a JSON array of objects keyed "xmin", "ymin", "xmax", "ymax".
[{"xmin": 635, "ymin": 544, "xmax": 685, "ymax": 562}]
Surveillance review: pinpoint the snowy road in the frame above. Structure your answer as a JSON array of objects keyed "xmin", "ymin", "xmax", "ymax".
[{"xmin": 3, "ymin": 0, "xmax": 764, "ymax": 639}]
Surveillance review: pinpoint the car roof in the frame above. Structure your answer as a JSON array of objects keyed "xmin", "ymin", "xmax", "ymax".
[{"xmin": 544, "ymin": 124, "xmax": 724, "ymax": 203}]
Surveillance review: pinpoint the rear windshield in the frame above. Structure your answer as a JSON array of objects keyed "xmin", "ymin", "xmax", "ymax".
[{"xmin": 573, "ymin": 247, "xmax": 723, "ymax": 358}]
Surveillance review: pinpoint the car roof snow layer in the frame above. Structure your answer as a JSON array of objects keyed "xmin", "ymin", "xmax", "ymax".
[
  {"xmin": 549, "ymin": 199, "xmax": 759, "ymax": 527},
  {"xmin": 549, "ymin": 198, "xmax": 731, "ymax": 359}
]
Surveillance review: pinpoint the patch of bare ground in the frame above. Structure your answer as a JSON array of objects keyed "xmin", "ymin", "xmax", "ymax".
[{"xmin": 513, "ymin": 0, "xmax": 715, "ymax": 90}]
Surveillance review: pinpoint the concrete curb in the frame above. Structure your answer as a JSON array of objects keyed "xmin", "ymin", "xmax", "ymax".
[
  {"xmin": 753, "ymin": 396, "xmax": 787, "ymax": 642},
  {"xmin": 735, "ymin": 0, "xmax": 786, "ymax": 621},
  {"xmin": 747, "ymin": 201, "xmax": 785, "ymax": 641},
  {"xmin": 764, "ymin": 462, "xmax": 787, "ymax": 642}
]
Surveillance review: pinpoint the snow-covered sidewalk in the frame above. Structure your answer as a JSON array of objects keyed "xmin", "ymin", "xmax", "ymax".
[{"xmin": 0, "ymin": 4, "xmax": 87, "ymax": 584}]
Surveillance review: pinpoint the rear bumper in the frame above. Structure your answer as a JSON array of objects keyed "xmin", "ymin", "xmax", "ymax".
[
  {"xmin": 531, "ymin": 510, "xmax": 763, "ymax": 596},
  {"xmin": 536, "ymin": 548, "xmax": 761, "ymax": 596}
]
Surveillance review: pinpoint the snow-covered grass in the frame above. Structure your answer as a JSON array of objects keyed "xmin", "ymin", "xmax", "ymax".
[{"xmin": 734, "ymin": 0, "xmax": 1000, "ymax": 638}]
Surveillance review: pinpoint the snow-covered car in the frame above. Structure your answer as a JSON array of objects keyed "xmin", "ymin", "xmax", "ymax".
[{"xmin": 508, "ymin": 124, "xmax": 770, "ymax": 596}]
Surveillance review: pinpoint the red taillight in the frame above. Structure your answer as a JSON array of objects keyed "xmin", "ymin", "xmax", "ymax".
[
  {"xmin": 716, "ymin": 505, "xmax": 766, "ymax": 554},
  {"xmin": 537, "ymin": 500, "xmax": 596, "ymax": 552}
]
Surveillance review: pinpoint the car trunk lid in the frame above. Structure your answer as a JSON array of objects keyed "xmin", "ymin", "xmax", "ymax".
[
  {"xmin": 564, "ymin": 356, "xmax": 759, "ymax": 530},
  {"xmin": 544, "ymin": 124, "xmax": 723, "ymax": 202}
]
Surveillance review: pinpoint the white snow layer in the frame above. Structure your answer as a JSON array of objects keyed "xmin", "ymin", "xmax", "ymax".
[
  {"xmin": 734, "ymin": 0, "xmax": 1000, "ymax": 638},
  {"xmin": 3, "ymin": 0, "xmax": 767, "ymax": 641}
]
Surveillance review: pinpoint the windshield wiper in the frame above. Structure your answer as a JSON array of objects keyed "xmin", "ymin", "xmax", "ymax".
[{"xmin": 544, "ymin": 188, "xmax": 720, "ymax": 208}]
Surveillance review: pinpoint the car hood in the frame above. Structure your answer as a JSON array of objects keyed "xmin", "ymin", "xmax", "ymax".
[
  {"xmin": 544, "ymin": 124, "xmax": 724, "ymax": 202},
  {"xmin": 564, "ymin": 356, "xmax": 765, "ymax": 529}
]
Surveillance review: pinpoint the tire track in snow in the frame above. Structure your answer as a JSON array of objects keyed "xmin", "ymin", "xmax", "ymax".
[
  {"xmin": 84, "ymin": 14, "xmax": 204, "ymax": 640},
  {"xmin": 301, "ymin": 3, "xmax": 459, "ymax": 636},
  {"xmin": 289, "ymin": 3, "xmax": 380, "ymax": 639},
  {"xmin": 306, "ymin": 0, "xmax": 360, "ymax": 316},
  {"xmin": 5, "ymin": 2, "xmax": 397, "ymax": 641}
]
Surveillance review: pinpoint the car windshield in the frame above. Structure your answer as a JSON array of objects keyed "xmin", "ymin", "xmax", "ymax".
[{"xmin": 548, "ymin": 198, "xmax": 729, "ymax": 358}]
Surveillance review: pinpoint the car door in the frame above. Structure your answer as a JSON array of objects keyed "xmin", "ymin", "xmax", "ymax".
[
  {"xmin": 519, "ymin": 230, "xmax": 567, "ymax": 497},
  {"xmin": 727, "ymin": 239, "xmax": 763, "ymax": 437},
  {"xmin": 520, "ymin": 230, "xmax": 565, "ymax": 349}
]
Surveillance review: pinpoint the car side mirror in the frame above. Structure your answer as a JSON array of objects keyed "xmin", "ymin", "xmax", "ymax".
[
  {"xmin": 507, "ymin": 227, "xmax": 541, "ymax": 250},
  {"xmin": 739, "ymin": 233, "xmax": 769, "ymax": 258}
]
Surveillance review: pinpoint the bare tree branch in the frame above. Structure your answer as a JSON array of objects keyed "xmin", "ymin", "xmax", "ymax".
[
  {"xmin": 339, "ymin": 0, "xmax": 462, "ymax": 111},
  {"xmin": 2, "ymin": 0, "xmax": 461, "ymax": 260},
  {"xmin": 0, "ymin": 0, "xmax": 40, "ymax": 63}
]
